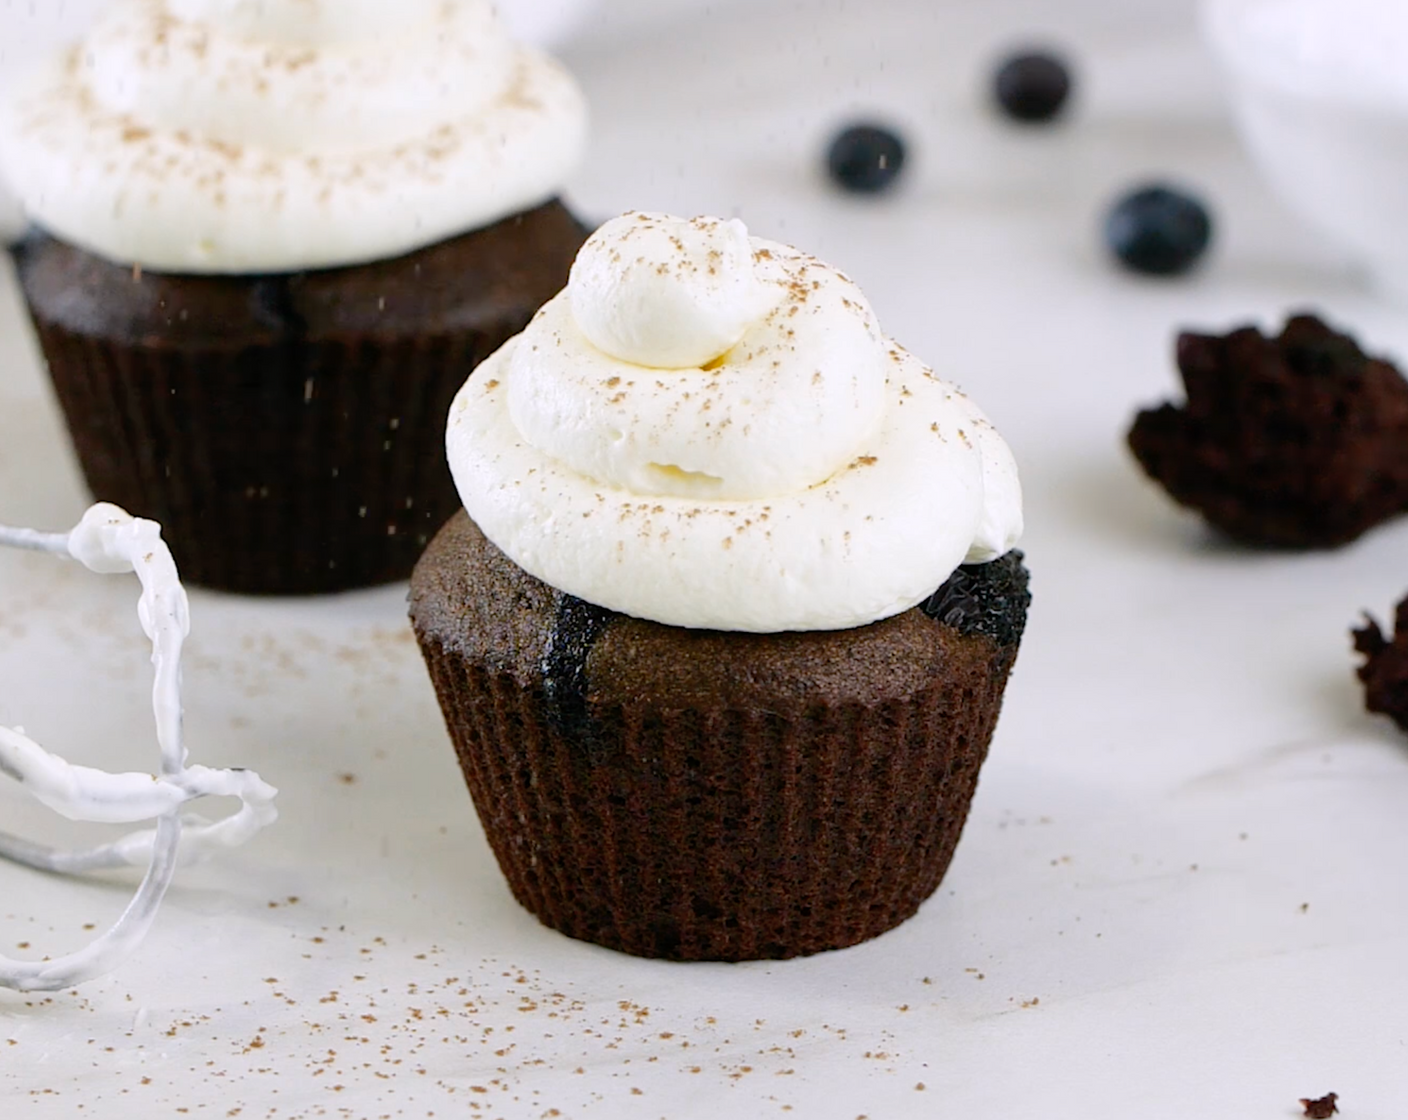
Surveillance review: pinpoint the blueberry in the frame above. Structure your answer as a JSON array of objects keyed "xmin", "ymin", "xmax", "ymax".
[
  {"xmin": 1104, "ymin": 185, "xmax": 1213, "ymax": 277},
  {"xmin": 826, "ymin": 124, "xmax": 906, "ymax": 194},
  {"xmin": 993, "ymin": 51, "xmax": 1073, "ymax": 123}
]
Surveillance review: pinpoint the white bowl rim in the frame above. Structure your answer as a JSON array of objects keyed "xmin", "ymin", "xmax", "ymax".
[{"xmin": 1200, "ymin": 0, "xmax": 1408, "ymax": 110}]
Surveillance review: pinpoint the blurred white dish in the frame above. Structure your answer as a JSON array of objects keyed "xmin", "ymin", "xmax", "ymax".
[
  {"xmin": 1202, "ymin": 0, "xmax": 1408, "ymax": 299},
  {"xmin": 497, "ymin": 0, "xmax": 597, "ymax": 47}
]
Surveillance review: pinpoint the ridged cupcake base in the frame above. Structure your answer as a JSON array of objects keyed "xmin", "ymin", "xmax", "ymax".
[
  {"xmin": 34, "ymin": 329, "xmax": 485, "ymax": 594},
  {"xmin": 415, "ymin": 615, "xmax": 1018, "ymax": 962}
]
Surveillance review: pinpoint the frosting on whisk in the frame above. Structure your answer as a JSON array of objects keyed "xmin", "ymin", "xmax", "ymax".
[{"xmin": 0, "ymin": 503, "xmax": 277, "ymax": 992}]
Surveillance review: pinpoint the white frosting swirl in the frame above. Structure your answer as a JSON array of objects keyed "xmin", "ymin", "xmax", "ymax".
[
  {"xmin": 568, "ymin": 215, "xmax": 782, "ymax": 370},
  {"xmin": 447, "ymin": 213, "xmax": 1023, "ymax": 633},
  {"xmin": 0, "ymin": 0, "xmax": 587, "ymax": 272}
]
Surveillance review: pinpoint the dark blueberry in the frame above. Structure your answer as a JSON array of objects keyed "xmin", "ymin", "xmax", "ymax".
[
  {"xmin": 250, "ymin": 275, "xmax": 302, "ymax": 333},
  {"xmin": 826, "ymin": 124, "xmax": 906, "ymax": 194},
  {"xmin": 920, "ymin": 550, "xmax": 1031, "ymax": 650},
  {"xmin": 993, "ymin": 51, "xmax": 1073, "ymax": 123},
  {"xmin": 1104, "ymin": 185, "xmax": 1213, "ymax": 277},
  {"xmin": 541, "ymin": 592, "xmax": 615, "ymax": 746}
]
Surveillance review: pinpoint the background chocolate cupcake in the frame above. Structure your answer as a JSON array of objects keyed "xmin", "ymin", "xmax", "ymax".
[
  {"xmin": 0, "ymin": 0, "xmax": 589, "ymax": 594},
  {"xmin": 411, "ymin": 213, "xmax": 1028, "ymax": 961}
]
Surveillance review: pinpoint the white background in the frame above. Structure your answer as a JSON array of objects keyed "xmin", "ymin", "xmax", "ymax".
[{"xmin": 2, "ymin": 1, "xmax": 1407, "ymax": 1118}]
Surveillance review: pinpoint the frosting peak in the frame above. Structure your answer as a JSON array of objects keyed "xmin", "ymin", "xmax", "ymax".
[
  {"xmin": 0, "ymin": 0, "xmax": 587, "ymax": 272},
  {"xmin": 569, "ymin": 213, "xmax": 781, "ymax": 369},
  {"xmin": 520, "ymin": 212, "xmax": 888, "ymax": 502},
  {"xmin": 447, "ymin": 213, "xmax": 1024, "ymax": 633}
]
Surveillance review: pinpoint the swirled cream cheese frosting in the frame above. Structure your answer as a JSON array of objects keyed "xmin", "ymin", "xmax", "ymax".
[
  {"xmin": 0, "ymin": 0, "xmax": 587, "ymax": 272},
  {"xmin": 447, "ymin": 212, "xmax": 1023, "ymax": 633}
]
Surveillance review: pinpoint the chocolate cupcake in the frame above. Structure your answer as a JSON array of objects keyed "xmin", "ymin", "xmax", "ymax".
[
  {"xmin": 0, "ymin": 0, "xmax": 589, "ymax": 593},
  {"xmin": 410, "ymin": 213, "xmax": 1029, "ymax": 961}
]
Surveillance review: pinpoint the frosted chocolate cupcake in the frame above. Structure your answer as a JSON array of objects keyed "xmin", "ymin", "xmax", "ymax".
[
  {"xmin": 0, "ymin": 0, "xmax": 589, "ymax": 594},
  {"xmin": 411, "ymin": 213, "xmax": 1029, "ymax": 961}
]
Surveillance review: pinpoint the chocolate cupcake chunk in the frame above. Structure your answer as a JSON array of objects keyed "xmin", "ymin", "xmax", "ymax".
[
  {"xmin": 412, "ymin": 213, "xmax": 1030, "ymax": 961},
  {"xmin": 1128, "ymin": 314, "xmax": 1408, "ymax": 548},
  {"xmin": 0, "ymin": 0, "xmax": 589, "ymax": 593},
  {"xmin": 1353, "ymin": 597, "xmax": 1408, "ymax": 734}
]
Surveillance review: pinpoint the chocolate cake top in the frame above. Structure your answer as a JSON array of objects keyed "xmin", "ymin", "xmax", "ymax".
[
  {"xmin": 13, "ymin": 200, "xmax": 586, "ymax": 343},
  {"xmin": 410, "ymin": 510, "xmax": 1029, "ymax": 715}
]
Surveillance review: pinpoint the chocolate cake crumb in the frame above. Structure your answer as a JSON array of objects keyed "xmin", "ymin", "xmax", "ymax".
[
  {"xmin": 1127, "ymin": 314, "xmax": 1408, "ymax": 548},
  {"xmin": 920, "ymin": 550, "xmax": 1030, "ymax": 648},
  {"xmin": 1300, "ymin": 1092, "xmax": 1339, "ymax": 1118},
  {"xmin": 1353, "ymin": 596, "xmax": 1408, "ymax": 731}
]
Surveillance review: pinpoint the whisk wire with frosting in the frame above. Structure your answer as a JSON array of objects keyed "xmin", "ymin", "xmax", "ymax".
[{"xmin": 0, "ymin": 503, "xmax": 277, "ymax": 992}]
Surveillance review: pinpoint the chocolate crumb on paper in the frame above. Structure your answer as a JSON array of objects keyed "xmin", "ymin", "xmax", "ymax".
[
  {"xmin": 1299, "ymin": 1091, "xmax": 1339, "ymax": 1118},
  {"xmin": 1353, "ymin": 596, "xmax": 1408, "ymax": 731}
]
